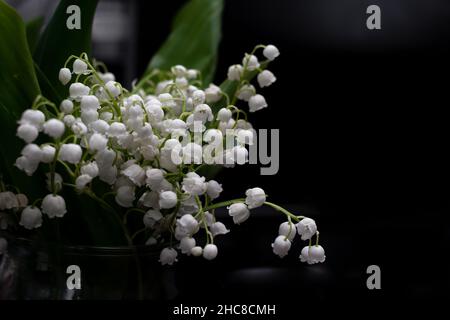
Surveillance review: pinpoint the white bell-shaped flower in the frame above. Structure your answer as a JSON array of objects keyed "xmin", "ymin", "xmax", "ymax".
[
  {"xmin": 90, "ymin": 119, "xmax": 110, "ymax": 134},
  {"xmin": 299, "ymin": 245, "xmax": 326, "ymax": 264},
  {"xmin": 73, "ymin": 59, "xmax": 88, "ymax": 75},
  {"xmin": 227, "ymin": 64, "xmax": 243, "ymax": 81},
  {"xmin": 89, "ymin": 133, "xmax": 108, "ymax": 152},
  {"xmin": 182, "ymin": 143, "xmax": 203, "ymax": 165},
  {"xmin": 80, "ymin": 161, "xmax": 99, "ymax": 178},
  {"xmin": 60, "ymin": 99, "xmax": 74, "ymax": 114},
  {"xmin": 59, "ymin": 143, "xmax": 82, "ymax": 164},
  {"xmin": 203, "ymin": 244, "xmax": 218, "ymax": 260},
  {"xmin": 115, "ymin": 185, "xmax": 135, "ymax": 208},
  {"xmin": 108, "ymin": 122, "xmax": 127, "ymax": 137},
  {"xmin": 159, "ymin": 247, "xmax": 178, "ymax": 265},
  {"xmin": 204, "ymin": 84, "xmax": 222, "ymax": 103},
  {"xmin": 69, "ymin": 83, "xmax": 90, "ymax": 100},
  {"xmin": 45, "ymin": 172, "xmax": 63, "ymax": 193},
  {"xmin": 211, "ymin": 222, "xmax": 230, "ymax": 237},
  {"xmin": 248, "ymin": 94, "xmax": 268, "ymax": 112},
  {"xmin": 43, "ymin": 119, "xmax": 65, "ymax": 139},
  {"xmin": 75, "ymin": 174, "xmax": 93, "ymax": 190},
  {"xmin": 228, "ymin": 203, "xmax": 250, "ymax": 224},
  {"xmin": 278, "ymin": 221, "xmax": 296, "ymax": 241},
  {"xmin": 143, "ymin": 209, "xmax": 163, "ymax": 228},
  {"xmin": 15, "ymin": 156, "xmax": 39, "ymax": 176},
  {"xmin": 182, "ymin": 172, "xmax": 206, "ymax": 196},
  {"xmin": 193, "ymin": 104, "xmax": 214, "ymax": 123},
  {"xmin": 0, "ymin": 192, "xmax": 19, "ymax": 210},
  {"xmin": 206, "ymin": 180, "xmax": 222, "ymax": 200},
  {"xmin": 245, "ymin": 187, "xmax": 266, "ymax": 209},
  {"xmin": 296, "ymin": 217, "xmax": 317, "ymax": 240},
  {"xmin": 263, "ymin": 44, "xmax": 280, "ymax": 61},
  {"xmin": 191, "ymin": 246, "xmax": 203, "ymax": 257},
  {"xmin": 237, "ymin": 84, "xmax": 255, "ymax": 102},
  {"xmin": 272, "ymin": 235, "xmax": 291, "ymax": 258},
  {"xmin": 19, "ymin": 206, "xmax": 42, "ymax": 229},
  {"xmin": 17, "ymin": 124, "xmax": 39, "ymax": 143},
  {"xmin": 179, "ymin": 237, "xmax": 196, "ymax": 255},
  {"xmin": 122, "ymin": 164, "xmax": 146, "ymax": 187},
  {"xmin": 159, "ymin": 190, "xmax": 177, "ymax": 209},
  {"xmin": 105, "ymin": 81, "xmax": 121, "ymax": 97},
  {"xmin": 41, "ymin": 145, "xmax": 56, "ymax": 163},
  {"xmin": 41, "ymin": 194, "xmax": 67, "ymax": 218},
  {"xmin": 243, "ymin": 54, "xmax": 260, "ymax": 71},
  {"xmin": 257, "ymin": 70, "xmax": 277, "ymax": 88},
  {"xmin": 177, "ymin": 214, "xmax": 199, "ymax": 235},
  {"xmin": 217, "ymin": 108, "xmax": 232, "ymax": 122},
  {"xmin": 192, "ymin": 90, "xmax": 205, "ymax": 106}
]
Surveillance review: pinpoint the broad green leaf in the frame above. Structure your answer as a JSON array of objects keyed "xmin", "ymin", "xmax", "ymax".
[
  {"xmin": 141, "ymin": 0, "xmax": 223, "ymax": 86},
  {"xmin": 34, "ymin": 0, "xmax": 98, "ymax": 103},
  {"xmin": 25, "ymin": 16, "xmax": 44, "ymax": 53},
  {"xmin": 0, "ymin": 0, "xmax": 42, "ymax": 198}
]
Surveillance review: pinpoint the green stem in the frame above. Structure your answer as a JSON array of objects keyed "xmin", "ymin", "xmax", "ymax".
[
  {"xmin": 203, "ymin": 198, "xmax": 246, "ymax": 211},
  {"xmin": 263, "ymin": 202, "xmax": 303, "ymax": 222}
]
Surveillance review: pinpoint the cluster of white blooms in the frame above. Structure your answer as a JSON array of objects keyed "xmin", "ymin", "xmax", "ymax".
[
  {"xmin": 272, "ymin": 217, "xmax": 325, "ymax": 263},
  {"xmin": 8, "ymin": 46, "xmax": 324, "ymax": 265}
]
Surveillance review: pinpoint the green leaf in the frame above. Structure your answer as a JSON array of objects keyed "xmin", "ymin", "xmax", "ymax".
[
  {"xmin": 0, "ymin": 0, "xmax": 42, "ymax": 198},
  {"xmin": 34, "ymin": 0, "xmax": 98, "ymax": 103},
  {"xmin": 25, "ymin": 16, "xmax": 44, "ymax": 53},
  {"xmin": 141, "ymin": 0, "xmax": 223, "ymax": 86}
]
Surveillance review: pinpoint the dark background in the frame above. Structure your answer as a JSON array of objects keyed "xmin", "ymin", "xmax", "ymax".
[{"xmin": 8, "ymin": 0, "xmax": 450, "ymax": 304}]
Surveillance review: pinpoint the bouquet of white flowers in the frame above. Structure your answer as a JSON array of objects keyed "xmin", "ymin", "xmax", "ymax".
[{"xmin": 6, "ymin": 45, "xmax": 325, "ymax": 265}]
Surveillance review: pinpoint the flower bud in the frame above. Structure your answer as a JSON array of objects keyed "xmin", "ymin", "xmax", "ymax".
[
  {"xmin": 73, "ymin": 59, "xmax": 88, "ymax": 75},
  {"xmin": 41, "ymin": 145, "xmax": 56, "ymax": 163},
  {"xmin": 203, "ymin": 244, "xmax": 218, "ymax": 260}
]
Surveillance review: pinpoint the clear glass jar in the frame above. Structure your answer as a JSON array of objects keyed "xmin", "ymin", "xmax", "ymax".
[{"xmin": 0, "ymin": 234, "xmax": 176, "ymax": 300}]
